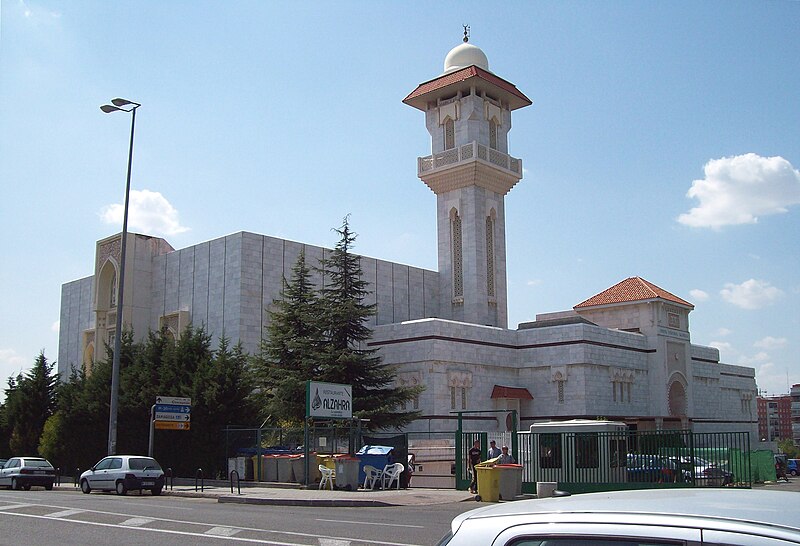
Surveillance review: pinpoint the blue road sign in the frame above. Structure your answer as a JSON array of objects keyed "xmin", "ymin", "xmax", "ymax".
[{"xmin": 155, "ymin": 404, "xmax": 191, "ymax": 413}]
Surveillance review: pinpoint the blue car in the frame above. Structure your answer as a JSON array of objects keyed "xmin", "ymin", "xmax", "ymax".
[{"xmin": 788, "ymin": 459, "xmax": 799, "ymax": 476}]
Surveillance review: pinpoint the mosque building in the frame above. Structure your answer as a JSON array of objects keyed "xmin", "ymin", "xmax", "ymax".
[{"xmin": 58, "ymin": 37, "xmax": 758, "ymax": 442}]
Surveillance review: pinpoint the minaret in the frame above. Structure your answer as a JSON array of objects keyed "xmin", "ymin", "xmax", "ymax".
[{"xmin": 403, "ymin": 35, "xmax": 531, "ymax": 328}]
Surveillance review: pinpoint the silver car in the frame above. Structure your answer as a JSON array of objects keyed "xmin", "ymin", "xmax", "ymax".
[
  {"xmin": 80, "ymin": 455, "xmax": 165, "ymax": 496},
  {"xmin": 437, "ymin": 489, "xmax": 800, "ymax": 545},
  {"xmin": 0, "ymin": 457, "xmax": 56, "ymax": 490}
]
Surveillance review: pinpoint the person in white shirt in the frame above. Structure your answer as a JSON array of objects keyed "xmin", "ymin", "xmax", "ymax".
[{"xmin": 488, "ymin": 440, "xmax": 501, "ymax": 459}]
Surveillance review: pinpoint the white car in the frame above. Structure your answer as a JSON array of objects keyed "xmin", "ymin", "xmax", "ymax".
[
  {"xmin": 0, "ymin": 457, "xmax": 56, "ymax": 490},
  {"xmin": 80, "ymin": 455, "xmax": 165, "ymax": 496},
  {"xmin": 437, "ymin": 489, "xmax": 800, "ymax": 545}
]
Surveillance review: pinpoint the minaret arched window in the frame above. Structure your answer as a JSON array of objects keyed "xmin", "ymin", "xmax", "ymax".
[
  {"xmin": 443, "ymin": 117, "xmax": 455, "ymax": 150},
  {"xmin": 486, "ymin": 211, "xmax": 496, "ymax": 297},
  {"xmin": 489, "ymin": 118, "xmax": 498, "ymax": 150},
  {"xmin": 450, "ymin": 208, "xmax": 463, "ymax": 299},
  {"xmin": 110, "ymin": 271, "xmax": 117, "ymax": 308}
]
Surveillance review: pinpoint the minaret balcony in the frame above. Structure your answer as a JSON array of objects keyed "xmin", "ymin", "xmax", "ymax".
[{"xmin": 418, "ymin": 141, "xmax": 522, "ymax": 178}]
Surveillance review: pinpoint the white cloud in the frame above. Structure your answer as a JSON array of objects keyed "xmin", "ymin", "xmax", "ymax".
[
  {"xmin": 526, "ymin": 279, "xmax": 542, "ymax": 287},
  {"xmin": 51, "ymin": 320, "xmax": 60, "ymax": 333},
  {"xmin": 100, "ymin": 189, "xmax": 189, "ymax": 237},
  {"xmin": 715, "ymin": 327, "xmax": 732, "ymax": 337},
  {"xmin": 720, "ymin": 279, "xmax": 783, "ymax": 310},
  {"xmin": 754, "ymin": 362, "xmax": 790, "ymax": 395},
  {"xmin": 689, "ymin": 289, "xmax": 709, "ymax": 302},
  {"xmin": 754, "ymin": 336, "xmax": 788, "ymax": 350},
  {"xmin": 677, "ymin": 153, "xmax": 800, "ymax": 229},
  {"xmin": 708, "ymin": 341, "xmax": 733, "ymax": 359},
  {"xmin": 0, "ymin": 348, "xmax": 27, "ymax": 380}
]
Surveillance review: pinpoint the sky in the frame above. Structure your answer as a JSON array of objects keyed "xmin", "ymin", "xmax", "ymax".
[{"xmin": 1, "ymin": 1, "xmax": 798, "ymax": 399}]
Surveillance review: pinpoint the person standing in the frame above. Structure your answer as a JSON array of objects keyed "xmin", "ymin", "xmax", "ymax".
[
  {"xmin": 498, "ymin": 445, "xmax": 515, "ymax": 464},
  {"xmin": 488, "ymin": 440, "xmax": 501, "ymax": 459},
  {"xmin": 468, "ymin": 440, "xmax": 482, "ymax": 494}
]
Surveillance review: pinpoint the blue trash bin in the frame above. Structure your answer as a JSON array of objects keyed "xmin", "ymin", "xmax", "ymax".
[{"xmin": 356, "ymin": 445, "xmax": 394, "ymax": 486}]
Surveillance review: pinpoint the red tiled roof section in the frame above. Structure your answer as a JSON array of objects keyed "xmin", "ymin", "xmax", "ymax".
[
  {"xmin": 403, "ymin": 66, "xmax": 532, "ymax": 108},
  {"xmin": 490, "ymin": 385, "xmax": 533, "ymax": 400},
  {"xmin": 574, "ymin": 277, "xmax": 694, "ymax": 309}
]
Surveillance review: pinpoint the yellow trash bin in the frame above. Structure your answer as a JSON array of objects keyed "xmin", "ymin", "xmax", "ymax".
[{"xmin": 475, "ymin": 465, "xmax": 501, "ymax": 502}]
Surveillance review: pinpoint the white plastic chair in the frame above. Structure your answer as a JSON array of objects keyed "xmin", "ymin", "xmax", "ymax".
[
  {"xmin": 318, "ymin": 464, "xmax": 335, "ymax": 490},
  {"xmin": 362, "ymin": 465, "xmax": 382, "ymax": 490},
  {"xmin": 381, "ymin": 462, "xmax": 404, "ymax": 490}
]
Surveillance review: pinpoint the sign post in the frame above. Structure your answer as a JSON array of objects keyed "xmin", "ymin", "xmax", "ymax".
[
  {"xmin": 304, "ymin": 381, "xmax": 352, "ymax": 486},
  {"xmin": 149, "ymin": 396, "xmax": 192, "ymax": 458}
]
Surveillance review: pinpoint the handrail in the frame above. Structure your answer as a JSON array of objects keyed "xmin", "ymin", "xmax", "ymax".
[
  {"xmin": 165, "ymin": 467, "xmax": 174, "ymax": 491},
  {"xmin": 229, "ymin": 469, "xmax": 241, "ymax": 494},
  {"xmin": 195, "ymin": 468, "xmax": 204, "ymax": 492}
]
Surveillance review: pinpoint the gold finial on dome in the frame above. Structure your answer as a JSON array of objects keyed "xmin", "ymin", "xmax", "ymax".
[{"xmin": 463, "ymin": 24, "xmax": 470, "ymax": 43}]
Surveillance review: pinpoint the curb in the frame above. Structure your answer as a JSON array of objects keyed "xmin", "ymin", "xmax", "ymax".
[{"xmin": 217, "ymin": 496, "xmax": 395, "ymax": 507}]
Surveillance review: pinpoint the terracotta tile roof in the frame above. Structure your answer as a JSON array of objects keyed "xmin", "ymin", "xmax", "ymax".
[
  {"xmin": 490, "ymin": 385, "xmax": 533, "ymax": 400},
  {"xmin": 403, "ymin": 66, "xmax": 532, "ymax": 111},
  {"xmin": 574, "ymin": 277, "xmax": 694, "ymax": 309}
]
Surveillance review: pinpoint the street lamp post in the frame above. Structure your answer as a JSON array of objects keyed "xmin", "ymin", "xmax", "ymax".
[{"xmin": 100, "ymin": 98, "xmax": 141, "ymax": 456}]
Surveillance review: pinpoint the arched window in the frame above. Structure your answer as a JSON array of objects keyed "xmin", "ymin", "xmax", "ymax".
[
  {"xmin": 443, "ymin": 118, "xmax": 455, "ymax": 150},
  {"xmin": 450, "ymin": 208, "xmax": 463, "ymax": 299},
  {"xmin": 489, "ymin": 118, "xmax": 498, "ymax": 150},
  {"xmin": 110, "ymin": 271, "xmax": 117, "ymax": 308},
  {"xmin": 486, "ymin": 212, "xmax": 495, "ymax": 297}
]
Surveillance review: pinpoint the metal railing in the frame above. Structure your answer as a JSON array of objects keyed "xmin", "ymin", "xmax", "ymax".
[{"xmin": 229, "ymin": 469, "xmax": 241, "ymax": 495}]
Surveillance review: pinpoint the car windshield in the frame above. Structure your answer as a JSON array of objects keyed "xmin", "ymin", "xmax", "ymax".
[
  {"xmin": 25, "ymin": 460, "xmax": 53, "ymax": 468},
  {"xmin": 129, "ymin": 457, "xmax": 161, "ymax": 471}
]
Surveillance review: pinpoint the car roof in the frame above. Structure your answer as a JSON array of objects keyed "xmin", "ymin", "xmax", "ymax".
[{"xmin": 453, "ymin": 489, "xmax": 800, "ymax": 532}]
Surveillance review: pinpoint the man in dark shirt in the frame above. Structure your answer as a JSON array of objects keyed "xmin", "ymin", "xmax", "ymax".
[{"xmin": 468, "ymin": 440, "xmax": 482, "ymax": 494}]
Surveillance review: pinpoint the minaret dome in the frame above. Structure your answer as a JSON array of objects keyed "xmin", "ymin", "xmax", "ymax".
[{"xmin": 443, "ymin": 42, "xmax": 489, "ymax": 74}]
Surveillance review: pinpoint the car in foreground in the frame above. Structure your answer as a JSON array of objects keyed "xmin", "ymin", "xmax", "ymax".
[
  {"xmin": 0, "ymin": 457, "xmax": 56, "ymax": 490},
  {"xmin": 436, "ymin": 489, "xmax": 800, "ymax": 545},
  {"xmin": 80, "ymin": 455, "xmax": 165, "ymax": 496}
]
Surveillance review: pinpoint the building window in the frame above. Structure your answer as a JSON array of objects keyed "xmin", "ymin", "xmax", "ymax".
[
  {"xmin": 461, "ymin": 387, "xmax": 467, "ymax": 410},
  {"xmin": 451, "ymin": 210, "xmax": 463, "ymax": 299},
  {"xmin": 413, "ymin": 394, "xmax": 419, "ymax": 410},
  {"xmin": 557, "ymin": 380, "xmax": 565, "ymax": 403},
  {"xmin": 444, "ymin": 118, "xmax": 455, "ymax": 150},
  {"xmin": 576, "ymin": 433, "xmax": 599, "ymax": 469},
  {"xmin": 489, "ymin": 119, "xmax": 498, "ymax": 150},
  {"xmin": 110, "ymin": 272, "xmax": 117, "ymax": 308},
  {"xmin": 612, "ymin": 381, "xmax": 617, "ymax": 402},
  {"xmin": 451, "ymin": 386, "xmax": 456, "ymax": 410},
  {"xmin": 539, "ymin": 433, "xmax": 562, "ymax": 469},
  {"xmin": 451, "ymin": 386, "xmax": 467, "ymax": 410},
  {"xmin": 486, "ymin": 214, "xmax": 495, "ymax": 297}
]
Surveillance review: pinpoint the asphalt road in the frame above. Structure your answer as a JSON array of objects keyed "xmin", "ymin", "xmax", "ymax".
[{"xmin": 0, "ymin": 487, "xmax": 473, "ymax": 545}]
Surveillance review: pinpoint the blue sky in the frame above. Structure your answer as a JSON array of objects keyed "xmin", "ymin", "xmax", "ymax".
[{"xmin": 1, "ymin": 1, "xmax": 798, "ymax": 398}]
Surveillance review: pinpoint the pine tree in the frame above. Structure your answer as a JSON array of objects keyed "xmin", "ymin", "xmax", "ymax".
[
  {"xmin": 253, "ymin": 249, "xmax": 323, "ymax": 425},
  {"xmin": 316, "ymin": 217, "xmax": 422, "ymax": 430},
  {"xmin": 3, "ymin": 352, "xmax": 58, "ymax": 455}
]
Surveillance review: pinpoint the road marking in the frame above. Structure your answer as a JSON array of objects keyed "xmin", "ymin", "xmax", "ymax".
[
  {"xmin": 0, "ymin": 502, "xmax": 424, "ymax": 546},
  {"xmin": 316, "ymin": 518, "xmax": 425, "ymax": 529},
  {"xmin": 319, "ymin": 540, "xmax": 350, "ymax": 546},
  {"xmin": 120, "ymin": 517, "xmax": 155, "ymax": 526},
  {"xmin": 46, "ymin": 508, "xmax": 86, "ymax": 518},
  {"xmin": 206, "ymin": 526, "xmax": 241, "ymax": 537}
]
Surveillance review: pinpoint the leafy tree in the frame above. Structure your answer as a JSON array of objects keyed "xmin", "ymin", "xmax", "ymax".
[
  {"xmin": 253, "ymin": 249, "xmax": 323, "ymax": 425},
  {"xmin": 3, "ymin": 352, "xmax": 58, "ymax": 455},
  {"xmin": 316, "ymin": 217, "xmax": 422, "ymax": 429}
]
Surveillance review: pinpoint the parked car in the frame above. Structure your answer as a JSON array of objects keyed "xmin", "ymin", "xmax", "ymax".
[
  {"xmin": 626, "ymin": 454, "xmax": 686, "ymax": 483},
  {"xmin": 80, "ymin": 455, "xmax": 165, "ymax": 496},
  {"xmin": 788, "ymin": 458, "xmax": 799, "ymax": 476},
  {"xmin": 668, "ymin": 455, "xmax": 734, "ymax": 486},
  {"xmin": 0, "ymin": 457, "xmax": 56, "ymax": 490},
  {"xmin": 436, "ymin": 489, "xmax": 800, "ymax": 545}
]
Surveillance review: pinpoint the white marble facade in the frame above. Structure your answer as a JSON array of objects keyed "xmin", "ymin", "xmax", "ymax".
[{"xmin": 57, "ymin": 39, "xmax": 758, "ymax": 442}]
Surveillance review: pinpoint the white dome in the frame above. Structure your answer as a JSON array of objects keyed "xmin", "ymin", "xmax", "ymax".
[{"xmin": 443, "ymin": 42, "xmax": 489, "ymax": 74}]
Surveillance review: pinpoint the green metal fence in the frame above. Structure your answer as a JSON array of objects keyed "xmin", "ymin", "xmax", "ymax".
[{"xmin": 517, "ymin": 429, "xmax": 751, "ymax": 494}]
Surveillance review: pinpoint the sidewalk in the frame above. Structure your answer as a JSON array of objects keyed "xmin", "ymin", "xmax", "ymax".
[{"xmin": 163, "ymin": 480, "xmax": 476, "ymax": 507}]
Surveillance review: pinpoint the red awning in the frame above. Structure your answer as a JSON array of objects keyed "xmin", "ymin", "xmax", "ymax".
[{"xmin": 490, "ymin": 385, "xmax": 533, "ymax": 400}]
